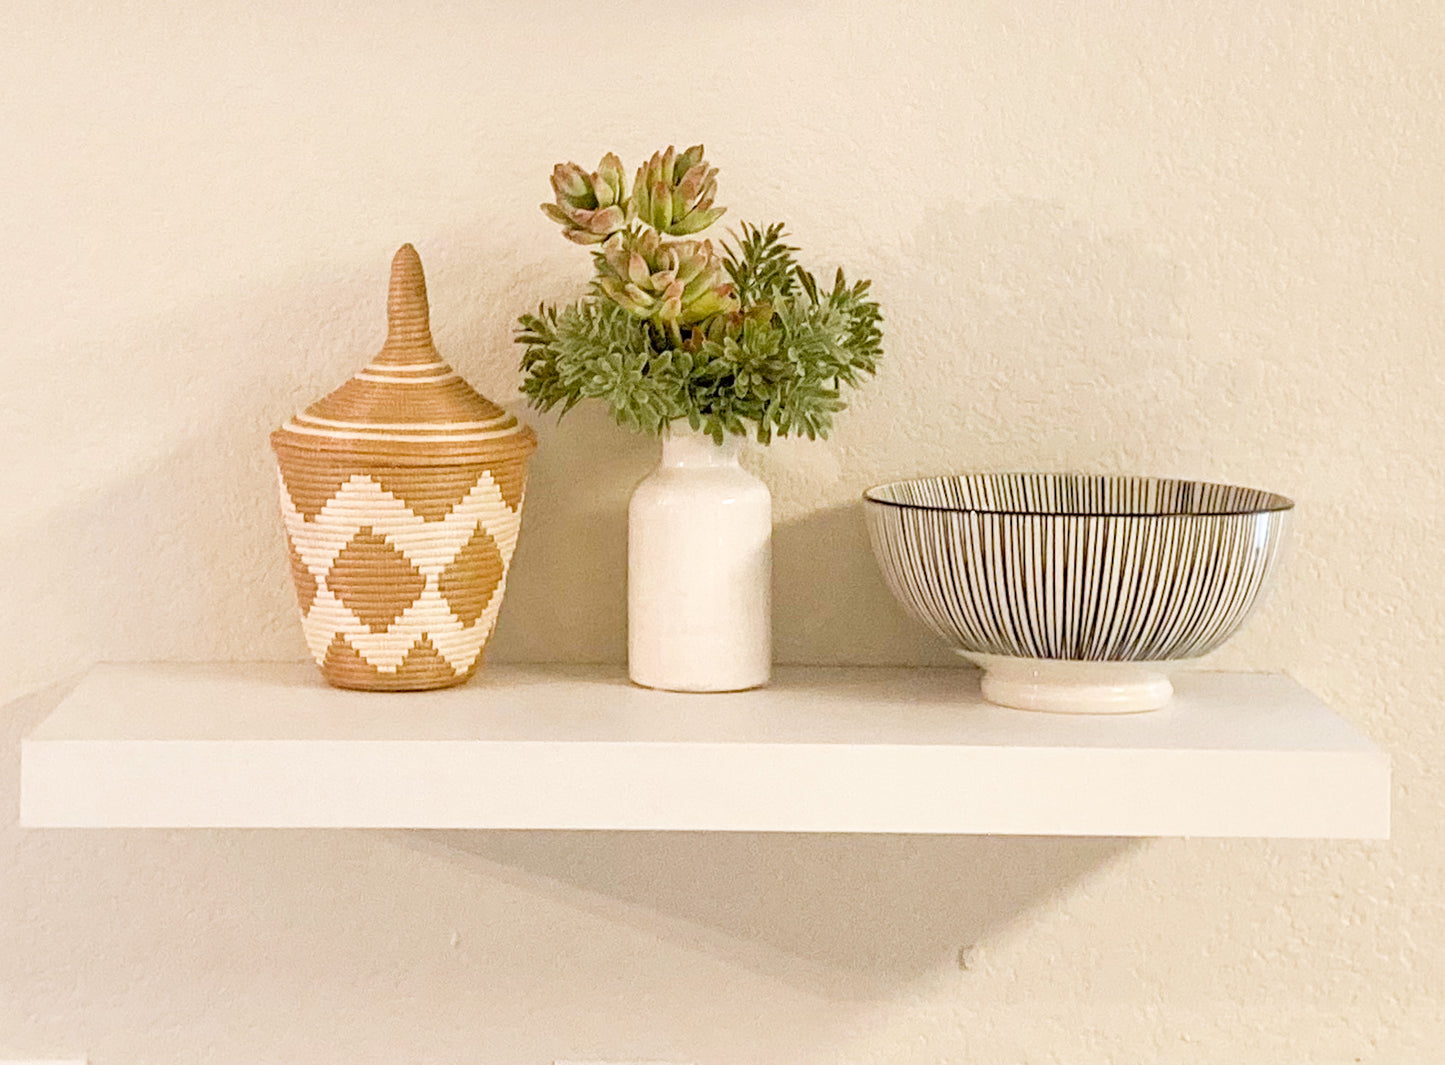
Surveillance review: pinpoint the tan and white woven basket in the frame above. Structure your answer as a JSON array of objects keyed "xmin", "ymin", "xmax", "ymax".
[{"xmin": 271, "ymin": 244, "xmax": 538, "ymax": 690}]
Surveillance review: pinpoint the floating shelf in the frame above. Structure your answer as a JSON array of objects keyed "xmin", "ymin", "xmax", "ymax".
[{"xmin": 19, "ymin": 663, "xmax": 1389, "ymax": 837}]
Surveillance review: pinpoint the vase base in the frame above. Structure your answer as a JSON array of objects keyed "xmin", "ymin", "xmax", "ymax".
[{"xmin": 628, "ymin": 666, "xmax": 770, "ymax": 694}]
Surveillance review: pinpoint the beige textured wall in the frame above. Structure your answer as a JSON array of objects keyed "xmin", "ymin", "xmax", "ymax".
[{"xmin": 2, "ymin": 1, "xmax": 1442, "ymax": 1061}]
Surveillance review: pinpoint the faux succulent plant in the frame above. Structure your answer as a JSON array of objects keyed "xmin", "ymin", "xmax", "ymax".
[
  {"xmin": 595, "ymin": 228, "xmax": 737, "ymax": 333},
  {"xmin": 518, "ymin": 145, "xmax": 883, "ymax": 443},
  {"xmin": 540, "ymin": 153, "xmax": 631, "ymax": 244}
]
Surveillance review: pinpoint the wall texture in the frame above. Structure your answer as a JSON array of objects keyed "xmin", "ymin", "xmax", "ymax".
[{"xmin": 2, "ymin": 1, "xmax": 1442, "ymax": 1061}]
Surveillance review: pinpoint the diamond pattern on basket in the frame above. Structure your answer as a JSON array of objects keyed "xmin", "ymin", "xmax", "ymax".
[{"xmin": 277, "ymin": 469, "xmax": 523, "ymax": 676}]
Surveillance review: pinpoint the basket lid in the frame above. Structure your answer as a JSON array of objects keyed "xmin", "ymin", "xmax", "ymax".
[{"xmin": 271, "ymin": 244, "xmax": 538, "ymax": 466}]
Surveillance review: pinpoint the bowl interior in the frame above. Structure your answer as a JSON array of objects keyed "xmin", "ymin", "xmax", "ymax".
[{"xmin": 864, "ymin": 473, "xmax": 1293, "ymax": 517}]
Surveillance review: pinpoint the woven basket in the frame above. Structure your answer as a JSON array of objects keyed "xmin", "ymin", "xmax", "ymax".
[{"xmin": 271, "ymin": 244, "xmax": 538, "ymax": 690}]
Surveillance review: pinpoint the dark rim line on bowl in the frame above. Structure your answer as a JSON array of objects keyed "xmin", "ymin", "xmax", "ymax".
[{"xmin": 861, "ymin": 474, "xmax": 1296, "ymax": 518}]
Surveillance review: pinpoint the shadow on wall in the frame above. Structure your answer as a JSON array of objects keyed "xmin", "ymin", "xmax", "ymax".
[
  {"xmin": 443, "ymin": 201, "xmax": 1199, "ymax": 998},
  {"xmin": 0, "ymin": 234, "xmax": 649, "ymax": 686},
  {"xmin": 771, "ymin": 500, "xmax": 958, "ymax": 666},
  {"xmin": 493, "ymin": 417, "xmax": 949, "ymax": 668},
  {"xmin": 0, "ymin": 257, "xmax": 409, "ymax": 690},
  {"xmin": 717, "ymin": 196, "xmax": 1204, "ymax": 668},
  {"xmin": 408, "ymin": 829, "xmax": 1136, "ymax": 1000},
  {"xmin": 483, "ymin": 404, "xmax": 655, "ymax": 665},
  {"xmin": 0, "ymin": 196, "xmax": 1207, "ymax": 681},
  {"xmin": 0, "ymin": 203, "xmax": 1185, "ymax": 1031},
  {"xmin": 0, "ymin": 415, "xmax": 307, "ymax": 688}
]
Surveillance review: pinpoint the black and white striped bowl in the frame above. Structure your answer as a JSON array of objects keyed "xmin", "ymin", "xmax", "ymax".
[{"xmin": 863, "ymin": 473, "xmax": 1293, "ymax": 713}]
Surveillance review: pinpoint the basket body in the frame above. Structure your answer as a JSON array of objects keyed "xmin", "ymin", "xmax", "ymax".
[
  {"xmin": 275, "ymin": 452, "xmax": 529, "ymax": 690},
  {"xmin": 271, "ymin": 244, "xmax": 536, "ymax": 690}
]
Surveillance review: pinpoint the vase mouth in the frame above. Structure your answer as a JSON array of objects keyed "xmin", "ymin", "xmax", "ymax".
[{"xmin": 660, "ymin": 426, "xmax": 742, "ymax": 466}]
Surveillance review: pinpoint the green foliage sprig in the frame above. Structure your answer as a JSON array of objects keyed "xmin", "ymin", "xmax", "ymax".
[{"xmin": 518, "ymin": 146, "xmax": 883, "ymax": 444}]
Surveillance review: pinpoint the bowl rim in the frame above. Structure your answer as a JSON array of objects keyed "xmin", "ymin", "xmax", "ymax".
[{"xmin": 862, "ymin": 472, "xmax": 1296, "ymax": 518}]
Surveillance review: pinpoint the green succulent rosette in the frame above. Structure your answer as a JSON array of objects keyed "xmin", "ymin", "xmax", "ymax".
[
  {"xmin": 594, "ymin": 228, "xmax": 738, "ymax": 330},
  {"xmin": 632, "ymin": 144, "xmax": 726, "ymax": 236},
  {"xmin": 541, "ymin": 153, "xmax": 632, "ymax": 245}
]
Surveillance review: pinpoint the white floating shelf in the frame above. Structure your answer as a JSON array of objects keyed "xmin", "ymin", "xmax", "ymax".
[{"xmin": 19, "ymin": 663, "xmax": 1388, "ymax": 837}]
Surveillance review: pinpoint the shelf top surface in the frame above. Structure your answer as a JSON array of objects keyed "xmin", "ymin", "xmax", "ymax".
[{"xmin": 27, "ymin": 662, "xmax": 1379, "ymax": 754}]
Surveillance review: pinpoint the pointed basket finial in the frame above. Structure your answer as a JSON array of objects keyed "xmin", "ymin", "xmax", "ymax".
[
  {"xmin": 379, "ymin": 243, "xmax": 434, "ymax": 359},
  {"xmin": 272, "ymin": 240, "xmax": 538, "ymax": 466}
]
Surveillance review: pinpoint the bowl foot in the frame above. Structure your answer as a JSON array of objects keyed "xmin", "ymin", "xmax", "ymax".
[{"xmin": 965, "ymin": 655, "xmax": 1173, "ymax": 713}]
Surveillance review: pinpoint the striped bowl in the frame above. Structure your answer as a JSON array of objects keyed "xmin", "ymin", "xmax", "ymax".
[{"xmin": 863, "ymin": 473, "xmax": 1293, "ymax": 713}]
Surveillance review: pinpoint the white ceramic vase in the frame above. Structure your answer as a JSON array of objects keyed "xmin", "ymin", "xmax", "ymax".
[{"xmin": 628, "ymin": 429, "xmax": 772, "ymax": 692}]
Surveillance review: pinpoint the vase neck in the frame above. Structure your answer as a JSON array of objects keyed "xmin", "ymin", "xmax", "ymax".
[{"xmin": 660, "ymin": 429, "xmax": 742, "ymax": 468}]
